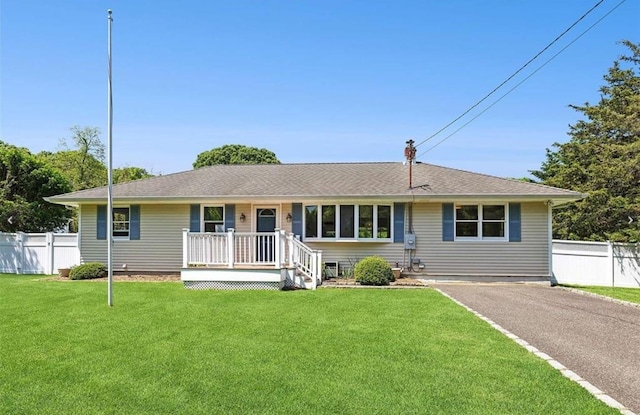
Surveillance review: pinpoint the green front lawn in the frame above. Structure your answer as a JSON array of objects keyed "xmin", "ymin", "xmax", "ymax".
[
  {"xmin": 565, "ymin": 284, "xmax": 640, "ymax": 304},
  {"xmin": 1, "ymin": 275, "xmax": 616, "ymax": 414}
]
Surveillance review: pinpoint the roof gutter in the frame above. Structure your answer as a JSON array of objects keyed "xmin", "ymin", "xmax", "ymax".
[{"xmin": 45, "ymin": 192, "xmax": 586, "ymax": 207}]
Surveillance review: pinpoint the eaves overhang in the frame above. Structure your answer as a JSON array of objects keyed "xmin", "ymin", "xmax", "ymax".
[{"xmin": 45, "ymin": 192, "xmax": 586, "ymax": 207}]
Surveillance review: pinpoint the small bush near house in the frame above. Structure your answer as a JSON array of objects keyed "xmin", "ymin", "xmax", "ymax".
[
  {"xmin": 354, "ymin": 256, "xmax": 394, "ymax": 286},
  {"xmin": 69, "ymin": 263, "xmax": 107, "ymax": 280}
]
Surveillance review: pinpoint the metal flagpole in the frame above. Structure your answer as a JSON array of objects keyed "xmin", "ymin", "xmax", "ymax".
[{"xmin": 107, "ymin": 9, "xmax": 114, "ymax": 306}]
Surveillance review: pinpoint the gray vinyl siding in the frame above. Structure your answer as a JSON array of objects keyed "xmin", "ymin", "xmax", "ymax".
[
  {"xmin": 306, "ymin": 201, "xmax": 549, "ymax": 276},
  {"xmin": 79, "ymin": 201, "xmax": 549, "ymax": 275},
  {"xmin": 80, "ymin": 203, "xmax": 295, "ymax": 272},
  {"xmin": 304, "ymin": 241, "xmax": 406, "ymax": 269},
  {"xmin": 80, "ymin": 204, "xmax": 189, "ymax": 272},
  {"xmin": 412, "ymin": 202, "xmax": 549, "ymax": 276}
]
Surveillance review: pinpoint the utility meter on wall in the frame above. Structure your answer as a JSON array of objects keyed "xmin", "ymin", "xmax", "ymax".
[{"xmin": 404, "ymin": 233, "xmax": 416, "ymax": 250}]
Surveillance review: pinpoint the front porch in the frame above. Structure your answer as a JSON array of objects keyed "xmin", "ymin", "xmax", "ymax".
[{"xmin": 180, "ymin": 228, "xmax": 323, "ymax": 290}]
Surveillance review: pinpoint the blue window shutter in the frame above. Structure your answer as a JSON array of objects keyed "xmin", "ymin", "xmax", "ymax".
[
  {"xmin": 442, "ymin": 203, "xmax": 454, "ymax": 241},
  {"xmin": 130, "ymin": 205, "xmax": 140, "ymax": 240},
  {"xmin": 190, "ymin": 204, "xmax": 200, "ymax": 232},
  {"xmin": 509, "ymin": 203, "xmax": 521, "ymax": 242},
  {"xmin": 393, "ymin": 203, "xmax": 405, "ymax": 243},
  {"xmin": 292, "ymin": 203, "xmax": 303, "ymax": 239},
  {"xmin": 97, "ymin": 205, "xmax": 107, "ymax": 240},
  {"xmin": 224, "ymin": 204, "xmax": 235, "ymax": 230}
]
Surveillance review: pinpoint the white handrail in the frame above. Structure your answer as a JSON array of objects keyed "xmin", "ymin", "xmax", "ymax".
[
  {"xmin": 183, "ymin": 229, "xmax": 322, "ymax": 289},
  {"xmin": 288, "ymin": 234, "xmax": 322, "ymax": 289},
  {"xmin": 185, "ymin": 231, "xmax": 279, "ymax": 267}
]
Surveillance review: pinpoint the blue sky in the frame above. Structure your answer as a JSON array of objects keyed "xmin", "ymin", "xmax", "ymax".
[{"xmin": 1, "ymin": 1, "xmax": 638, "ymax": 178}]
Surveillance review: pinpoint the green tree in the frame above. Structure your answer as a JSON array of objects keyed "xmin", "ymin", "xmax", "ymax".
[
  {"xmin": 40, "ymin": 126, "xmax": 107, "ymax": 190},
  {"xmin": 113, "ymin": 166, "xmax": 154, "ymax": 184},
  {"xmin": 40, "ymin": 150, "xmax": 107, "ymax": 190},
  {"xmin": 193, "ymin": 144, "xmax": 280, "ymax": 168},
  {"xmin": 532, "ymin": 40, "xmax": 640, "ymax": 242},
  {"xmin": 0, "ymin": 141, "xmax": 73, "ymax": 232}
]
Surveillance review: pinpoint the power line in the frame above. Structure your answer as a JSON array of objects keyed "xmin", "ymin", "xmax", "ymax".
[
  {"xmin": 416, "ymin": 0, "xmax": 628, "ymax": 158},
  {"xmin": 414, "ymin": 0, "xmax": 606, "ymax": 149}
]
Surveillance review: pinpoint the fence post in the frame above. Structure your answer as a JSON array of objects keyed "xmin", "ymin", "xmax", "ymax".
[
  {"xmin": 46, "ymin": 232, "xmax": 54, "ymax": 275},
  {"xmin": 16, "ymin": 232, "xmax": 24, "ymax": 274},
  {"xmin": 182, "ymin": 228, "xmax": 189, "ymax": 268},
  {"xmin": 227, "ymin": 228, "xmax": 235, "ymax": 269},
  {"xmin": 608, "ymin": 240, "xmax": 615, "ymax": 287}
]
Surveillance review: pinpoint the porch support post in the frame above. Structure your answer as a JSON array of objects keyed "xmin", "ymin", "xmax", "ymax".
[
  {"xmin": 280, "ymin": 229, "xmax": 287, "ymax": 267},
  {"xmin": 274, "ymin": 229, "xmax": 283, "ymax": 268},
  {"xmin": 182, "ymin": 228, "xmax": 189, "ymax": 268},
  {"xmin": 287, "ymin": 233, "xmax": 294, "ymax": 266},
  {"xmin": 315, "ymin": 250, "xmax": 323, "ymax": 289},
  {"xmin": 227, "ymin": 228, "xmax": 235, "ymax": 269}
]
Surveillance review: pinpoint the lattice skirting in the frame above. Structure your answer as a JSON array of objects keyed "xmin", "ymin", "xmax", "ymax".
[{"xmin": 183, "ymin": 280, "xmax": 284, "ymax": 290}]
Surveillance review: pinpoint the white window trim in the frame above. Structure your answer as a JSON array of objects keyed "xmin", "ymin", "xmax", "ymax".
[
  {"xmin": 303, "ymin": 203, "xmax": 393, "ymax": 242},
  {"xmin": 454, "ymin": 203, "xmax": 508, "ymax": 242},
  {"xmin": 112, "ymin": 205, "xmax": 130, "ymax": 240},
  {"xmin": 201, "ymin": 205, "xmax": 225, "ymax": 233}
]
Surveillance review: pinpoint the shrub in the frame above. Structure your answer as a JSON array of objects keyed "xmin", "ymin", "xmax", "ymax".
[
  {"xmin": 69, "ymin": 262, "xmax": 107, "ymax": 280},
  {"xmin": 354, "ymin": 256, "xmax": 394, "ymax": 286}
]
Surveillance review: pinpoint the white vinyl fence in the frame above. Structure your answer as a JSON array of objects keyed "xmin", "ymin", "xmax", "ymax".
[
  {"xmin": 552, "ymin": 240, "xmax": 640, "ymax": 288},
  {"xmin": 0, "ymin": 232, "xmax": 80, "ymax": 275}
]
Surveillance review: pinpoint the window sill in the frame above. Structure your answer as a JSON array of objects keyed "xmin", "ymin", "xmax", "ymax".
[
  {"xmin": 304, "ymin": 238, "xmax": 393, "ymax": 243},
  {"xmin": 453, "ymin": 237, "xmax": 509, "ymax": 242}
]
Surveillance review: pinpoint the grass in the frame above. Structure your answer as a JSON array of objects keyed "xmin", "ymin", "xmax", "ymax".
[
  {"xmin": 0, "ymin": 275, "xmax": 617, "ymax": 415},
  {"xmin": 564, "ymin": 284, "xmax": 640, "ymax": 304}
]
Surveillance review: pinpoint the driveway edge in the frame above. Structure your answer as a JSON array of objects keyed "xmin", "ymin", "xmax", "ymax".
[
  {"xmin": 557, "ymin": 286, "xmax": 640, "ymax": 309},
  {"xmin": 434, "ymin": 288, "xmax": 636, "ymax": 415}
]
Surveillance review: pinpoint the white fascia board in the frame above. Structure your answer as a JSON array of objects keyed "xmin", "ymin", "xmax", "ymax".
[{"xmin": 46, "ymin": 193, "xmax": 585, "ymax": 207}]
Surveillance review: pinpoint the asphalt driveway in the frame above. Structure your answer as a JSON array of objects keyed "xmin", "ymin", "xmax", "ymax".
[{"xmin": 432, "ymin": 284, "xmax": 640, "ymax": 414}]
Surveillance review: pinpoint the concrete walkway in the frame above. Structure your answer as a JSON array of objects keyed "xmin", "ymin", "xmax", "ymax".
[{"xmin": 432, "ymin": 284, "xmax": 640, "ymax": 414}]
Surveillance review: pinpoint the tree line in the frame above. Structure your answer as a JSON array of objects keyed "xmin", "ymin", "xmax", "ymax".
[
  {"xmin": 1, "ymin": 41, "xmax": 638, "ymax": 241},
  {"xmin": 0, "ymin": 126, "xmax": 155, "ymax": 232},
  {"xmin": 0, "ymin": 131, "xmax": 279, "ymax": 232}
]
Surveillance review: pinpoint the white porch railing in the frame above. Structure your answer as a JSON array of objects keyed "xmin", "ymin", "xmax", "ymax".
[
  {"xmin": 182, "ymin": 229, "xmax": 322, "ymax": 289},
  {"xmin": 184, "ymin": 232, "xmax": 229, "ymax": 266},
  {"xmin": 288, "ymin": 234, "xmax": 323, "ymax": 290}
]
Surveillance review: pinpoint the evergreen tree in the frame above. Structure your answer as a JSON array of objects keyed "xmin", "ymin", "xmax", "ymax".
[{"xmin": 532, "ymin": 41, "xmax": 640, "ymax": 242}]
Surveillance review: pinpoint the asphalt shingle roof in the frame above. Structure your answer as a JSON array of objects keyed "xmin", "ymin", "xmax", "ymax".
[{"xmin": 47, "ymin": 162, "xmax": 583, "ymax": 204}]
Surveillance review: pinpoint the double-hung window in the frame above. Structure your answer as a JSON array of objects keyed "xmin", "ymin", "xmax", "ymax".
[
  {"xmin": 304, "ymin": 204, "xmax": 392, "ymax": 241},
  {"xmin": 455, "ymin": 204, "xmax": 506, "ymax": 240},
  {"xmin": 113, "ymin": 207, "xmax": 130, "ymax": 238},
  {"xmin": 203, "ymin": 206, "xmax": 224, "ymax": 233}
]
